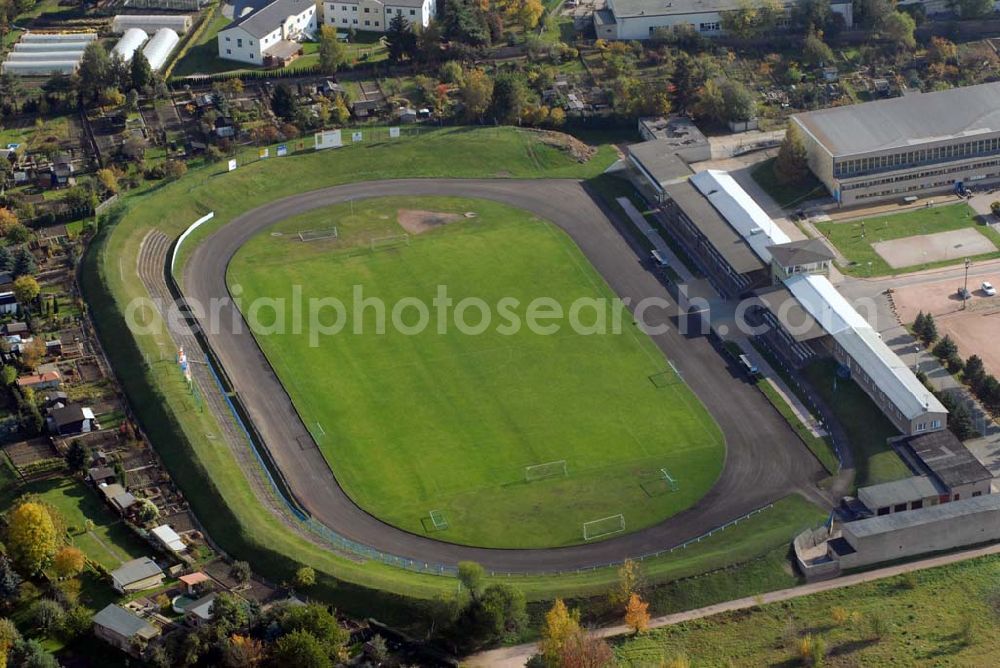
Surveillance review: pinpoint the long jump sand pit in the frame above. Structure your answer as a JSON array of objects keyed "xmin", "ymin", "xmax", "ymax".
[
  {"xmin": 397, "ymin": 209, "xmax": 475, "ymax": 234},
  {"xmin": 873, "ymin": 228, "xmax": 996, "ymax": 269},
  {"xmin": 894, "ymin": 272, "xmax": 1000, "ymax": 377}
]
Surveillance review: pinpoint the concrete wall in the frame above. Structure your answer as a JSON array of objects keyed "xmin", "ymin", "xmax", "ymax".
[
  {"xmin": 794, "ymin": 528, "xmax": 842, "ymax": 581},
  {"xmin": 838, "ymin": 499, "xmax": 1000, "ymax": 569},
  {"xmin": 218, "ymin": 26, "xmax": 269, "ymax": 63}
]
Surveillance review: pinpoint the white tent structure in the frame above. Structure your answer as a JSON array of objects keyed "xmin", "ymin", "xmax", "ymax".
[
  {"xmin": 111, "ymin": 28, "xmax": 149, "ymax": 62},
  {"xmin": 112, "ymin": 13, "xmax": 193, "ymax": 35},
  {"xmin": 142, "ymin": 27, "xmax": 179, "ymax": 72},
  {"xmin": 2, "ymin": 32, "xmax": 94, "ymax": 76}
]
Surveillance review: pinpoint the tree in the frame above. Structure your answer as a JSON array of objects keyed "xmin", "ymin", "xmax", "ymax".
[
  {"xmin": 920, "ymin": 313, "xmax": 938, "ymax": 344},
  {"xmin": 721, "ymin": 0, "xmax": 761, "ymax": 39},
  {"xmin": 948, "ymin": 400, "xmax": 976, "ymax": 441},
  {"xmin": 59, "ymin": 605, "xmax": 91, "ymax": 640},
  {"xmin": 230, "ymin": 560, "xmax": 251, "ymax": 585},
  {"xmin": 66, "ymin": 441, "xmax": 89, "ymax": 472},
  {"xmin": 610, "ymin": 559, "xmax": 645, "ymax": 608},
  {"xmin": 0, "ymin": 247, "xmax": 11, "ymax": 273},
  {"xmin": 490, "ymin": 72, "xmax": 530, "ymax": 124},
  {"xmin": 21, "ymin": 338, "xmax": 46, "ymax": 372},
  {"xmin": 927, "ymin": 36, "xmax": 957, "ymax": 64},
  {"xmin": 624, "ymin": 593, "xmax": 650, "ymax": 634},
  {"xmin": 293, "ymin": 565, "xmax": 315, "ymax": 589},
  {"xmin": 207, "ymin": 592, "xmax": 249, "ymax": 640},
  {"xmin": 9, "ymin": 638, "xmax": 57, "ymax": 668},
  {"xmin": 0, "ymin": 208, "xmax": 17, "ymax": 235},
  {"xmin": 416, "ymin": 20, "xmax": 443, "ymax": 62},
  {"xmin": 955, "ymin": 0, "xmax": 993, "ymax": 18},
  {"xmin": 477, "ymin": 584, "xmax": 527, "ymax": 642},
  {"xmin": 223, "ymin": 634, "xmax": 265, "ymax": 668},
  {"xmin": 0, "ymin": 366, "xmax": 15, "ymax": 386},
  {"xmin": 693, "ymin": 79, "xmax": 726, "ymax": 123},
  {"xmin": 12, "ymin": 276, "xmax": 39, "ymax": 307},
  {"xmin": 77, "ymin": 41, "xmax": 111, "ymax": 102},
  {"xmin": 96, "ymin": 168, "xmax": 119, "ymax": 195},
  {"xmin": 6, "ymin": 502, "xmax": 57, "ymax": 575},
  {"xmin": 460, "ymin": 69, "xmax": 493, "ymax": 121},
  {"xmin": 440, "ymin": 60, "xmax": 464, "ymax": 85},
  {"xmin": 0, "ymin": 558, "xmax": 22, "ymax": 603},
  {"xmin": 12, "ymin": 247, "xmax": 37, "ymax": 278},
  {"xmin": 549, "ymin": 107, "xmax": 566, "ymax": 127},
  {"xmin": 559, "ymin": 628, "xmax": 615, "ymax": 668},
  {"xmin": 774, "ymin": 123, "xmax": 810, "ymax": 186},
  {"xmin": 4, "ymin": 224, "xmax": 30, "ymax": 246},
  {"xmin": 720, "ymin": 79, "xmax": 755, "ymax": 123},
  {"xmin": 932, "ymin": 334, "xmax": 958, "ymax": 360},
  {"xmin": 540, "ymin": 599, "xmax": 580, "ymax": 665},
  {"xmin": 272, "ymin": 629, "xmax": 331, "ymax": 668},
  {"xmin": 279, "ymin": 603, "xmax": 348, "ymax": 660},
  {"xmin": 163, "ymin": 160, "xmax": 187, "ymax": 181},
  {"xmin": 458, "ymin": 560, "xmax": 485, "ymax": 597},
  {"xmin": 881, "ymin": 11, "xmax": 916, "ymax": 51},
  {"xmin": 52, "ymin": 547, "xmax": 84, "ymax": 579},
  {"xmin": 0, "ymin": 618, "xmax": 20, "ymax": 667},
  {"xmin": 386, "ymin": 13, "xmax": 416, "ymax": 62},
  {"xmin": 0, "ymin": 74, "xmax": 23, "ymax": 114},
  {"xmin": 318, "ymin": 25, "xmax": 348, "ymax": 74},
  {"xmin": 271, "ymin": 84, "xmax": 298, "ymax": 120},
  {"xmin": 130, "ymin": 50, "xmax": 153, "ymax": 92},
  {"xmin": 136, "ymin": 499, "xmax": 159, "ymax": 523},
  {"xmin": 29, "ymin": 600, "xmax": 64, "ymax": 634},
  {"xmin": 517, "ymin": 0, "xmax": 543, "ymax": 29},
  {"xmin": 964, "ymin": 355, "xmax": 985, "ymax": 386},
  {"xmin": 802, "ymin": 29, "xmax": 834, "ymax": 66}
]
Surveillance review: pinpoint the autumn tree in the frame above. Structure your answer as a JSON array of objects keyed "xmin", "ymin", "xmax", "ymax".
[
  {"xmin": 881, "ymin": 11, "xmax": 916, "ymax": 50},
  {"xmin": 52, "ymin": 547, "xmax": 84, "ymax": 578},
  {"xmin": 6, "ymin": 502, "xmax": 58, "ymax": 575},
  {"xmin": 460, "ymin": 68, "xmax": 494, "ymax": 121},
  {"xmin": 318, "ymin": 25, "xmax": 348, "ymax": 74},
  {"xmin": 802, "ymin": 29, "xmax": 834, "ymax": 66},
  {"xmin": 223, "ymin": 634, "xmax": 265, "ymax": 668},
  {"xmin": 293, "ymin": 565, "xmax": 315, "ymax": 589},
  {"xmin": 516, "ymin": 0, "xmax": 543, "ymax": 29},
  {"xmin": 610, "ymin": 559, "xmax": 645, "ymax": 607},
  {"xmin": 624, "ymin": 593, "xmax": 650, "ymax": 634},
  {"xmin": 96, "ymin": 168, "xmax": 119, "ymax": 195},
  {"xmin": 21, "ymin": 337, "xmax": 46, "ymax": 371},
  {"xmin": 12, "ymin": 276, "xmax": 39, "ymax": 307},
  {"xmin": 540, "ymin": 599, "xmax": 580, "ymax": 666},
  {"xmin": 271, "ymin": 629, "xmax": 330, "ymax": 668},
  {"xmin": 560, "ymin": 628, "xmax": 615, "ymax": 668},
  {"xmin": 774, "ymin": 123, "xmax": 810, "ymax": 186},
  {"xmin": 0, "ymin": 618, "xmax": 19, "ymax": 668},
  {"xmin": 0, "ymin": 209, "xmax": 17, "ymax": 236}
]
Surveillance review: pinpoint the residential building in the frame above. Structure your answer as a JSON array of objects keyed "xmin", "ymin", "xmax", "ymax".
[
  {"xmin": 217, "ymin": 0, "xmax": 316, "ymax": 65},
  {"xmin": 792, "ymin": 82, "xmax": 1000, "ymax": 205},
  {"xmin": 593, "ymin": 0, "xmax": 852, "ymax": 41},
  {"xmin": 92, "ymin": 604, "xmax": 160, "ymax": 657},
  {"xmin": 323, "ymin": 0, "xmax": 435, "ymax": 33},
  {"xmin": 110, "ymin": 557, "xmax": 164, "ymax": 593}
]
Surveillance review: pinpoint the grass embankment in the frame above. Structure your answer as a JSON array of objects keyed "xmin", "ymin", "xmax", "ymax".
[
  {"xmin": 801, "ymin": 358, "xmax": 908, "ymax": 487},
  {"xmin": 229, "ymin": 196, "xmax": 724, "ymax": 548},
  {"xmin": 615, "ymin": 553, "xmax": 1000, "ymax": 666},
  {"xmin": 815, "ymin": 203, "xmax": 1000, "ymax": 277},
  {"xmin": 84, "ymin": 126, "xmax": 823, "ymax": 619},
  {"xmin": 756, "ymin": 380, "xmax": 839, "ymax": 475},
  {"xmin": 750, "ymin": 157, "xmax": 826, "ymax": 209}
]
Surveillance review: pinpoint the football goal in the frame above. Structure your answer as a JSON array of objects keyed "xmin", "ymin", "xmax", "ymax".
[
  {"xmin": 661, "ymin": 467, "xmax": 679, "ymax": 492},
  {"xmin": 370, "ymin": 233, "xmax": 410, "ymax": 252},
  {"xmin": 298, "ymin": 227, "xmax": 338, "ymax": 242},
  {"xmin": 525, "ymin": 460, "xmax": 567, "ymax": 482},
  {"xmin": 428, "ymin": 509, "xmax": 449, "ymax": 531},
  {"xmin": 582, "ymin": 514, "xmax": 625, "ymax": 541}
]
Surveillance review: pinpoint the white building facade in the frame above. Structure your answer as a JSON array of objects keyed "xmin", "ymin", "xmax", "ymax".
[
  {"xmin": 218, "ymin": 0, "xmax": 316, "ymax": 64},
  {"xmin": 324, "ymin": 0, "xmax": 434, "ymax": 33}
]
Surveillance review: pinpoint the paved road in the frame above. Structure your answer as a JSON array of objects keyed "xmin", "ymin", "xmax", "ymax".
[
  {"xmin": 467, "ymin": 540, "xmax": 1000, "ymax": 666},
  {"xmin": 180, "ymin": 178, "xmax": 825, "ymax": 572}
]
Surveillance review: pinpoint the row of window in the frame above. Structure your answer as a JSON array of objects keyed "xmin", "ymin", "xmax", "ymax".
[
  {"xmin": 834, "ymin": 136, "xmax": 1000, "ymax": 178},
  {"xmin": 841, "ymin": 157, "xmax": 1000, "ymax": 192},
  {"xmin": 332, "ymin": 4, "xmax": 418, "ymax": 14}
]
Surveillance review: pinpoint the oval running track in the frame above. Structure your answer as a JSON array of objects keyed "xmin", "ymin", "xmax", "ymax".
[{"xmin": 180, "ymin": 178, "xmax": 826, "ymax": 572}]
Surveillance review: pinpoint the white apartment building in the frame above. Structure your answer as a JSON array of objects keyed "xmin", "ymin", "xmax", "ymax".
[
  {"xmin": 324, "ymin": 0, "xmax": 435, "ymax": 33},
  {"xmin": 217, "ymin": 0, "xmax": 316, "ymax": 65}
]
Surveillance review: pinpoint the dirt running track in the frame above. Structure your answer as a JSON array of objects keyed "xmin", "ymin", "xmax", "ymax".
[{"xmin": 181, "ymin": 179, "xmax": 825, "ymax": 572}]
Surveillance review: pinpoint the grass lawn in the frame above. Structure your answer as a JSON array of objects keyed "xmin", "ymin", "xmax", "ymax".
[
  {"xmin": 615, "ymin": 553, "xmax": 1000, "ymax": 666},
  {"xmin": 756, "ymin": 379, "xmax": 839, "ymax": 475},
  {"xmin": 751, "ymin": 157, "xmax": 827, "ymax": 209},
  {"xmin": 814, "ymin": 203, "xmax": 1000, "ymax": 276},
  {"xmin": 0, "ymin": 477, "xmax": 150, "ymax": 570},
  {"xmin": 229, "ymin": 196, "xmax": 724, "ymax": 548},
  {"xmin": 801, "ymin": 358, "xmax": 908, "ymax": 487}
]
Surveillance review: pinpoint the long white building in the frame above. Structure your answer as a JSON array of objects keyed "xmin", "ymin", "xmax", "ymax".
[
  {"xmin": 594, "ymin": 0, "xmax": 852, "ymax": 40},
  {"xmin": 217, "ymin": 0, "xmax": 316, "ymax": 65},
  {"xmin": 324, "ymin": 0, "xmax": 434, "ymax": 33}
]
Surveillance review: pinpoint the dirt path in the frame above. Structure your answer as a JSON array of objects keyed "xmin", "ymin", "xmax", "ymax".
[{"xmin": 466, "ymin": 541, "xmax": 1000, "ymax": 667}]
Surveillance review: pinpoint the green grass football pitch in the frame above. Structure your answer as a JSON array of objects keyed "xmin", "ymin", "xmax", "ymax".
[{"xmin": 228, "ymin": 196, "xmax": 724, "ymax": 548}]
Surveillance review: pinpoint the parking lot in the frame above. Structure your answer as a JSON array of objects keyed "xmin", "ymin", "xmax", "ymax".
[{"xmin": 894, "ymin": 272, "xmax": 1000, "ymax": 376}]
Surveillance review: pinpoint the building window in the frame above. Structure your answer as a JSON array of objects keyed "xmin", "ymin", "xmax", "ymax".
[
  {"xmin": 375, "ymin": 20, "xmax": 379, "ymax": 26},
  {"xmin": 893, "ymin": 503, "xmax": 907, "ymax": 513},
  {"xmin": 226, "ymin": 48, "xmax": 231, "ymax": 54},
  {"xmin": 342, "ymin": 17, "xmax": 347, "ymax": 23},
  {"xmin": 699, "ymin": 21, "xmax": 719, "ymax": 32},
  {"xmin": 225, "ymin": 36, "xmax": 230, "ymax": 41},
  {"xmin": 954, "ymin": 493, "xmax": 961, "ymax": 501},
  {"xmin": 353, "ymin": 18, "xmax": 357, "ymax": 22},
  {"xmin": 876, "ymin": 507, "xmax": 889, "ymax": 516},
  {"xmin": 364, "ymin": 6, "xmax": 369, "ymax": 11},
  {"xmin": 410, "ymin": 8, "xmax": 415, "ymax": 14},
  {"xmin": 931, "ymin": 419, "xmax": 941, "ymax": 429},
  {"xmin": 237, "ymin": 38, "xmax": 243, "ymax": 47},
  {"xmin": 973, "ymin": 491, "xmax": 982, "ymax": 497},
  {"xmin": 365, "ymin": 19, "xmax": 369, "ymax": 24},
  {"xmin": 911, "ymin": 500, "xmax": 922, "ymax": 509}
]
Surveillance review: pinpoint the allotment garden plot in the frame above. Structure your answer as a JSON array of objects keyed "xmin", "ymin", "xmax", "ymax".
[{"xmin": 227, "ymin": 196, "xmax": 724, "ymax": 548}]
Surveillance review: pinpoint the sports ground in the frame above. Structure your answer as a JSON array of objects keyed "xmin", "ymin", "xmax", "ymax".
[{"xmin": 228, "ymin": 196, "xmax": 725, "ymax": 548}]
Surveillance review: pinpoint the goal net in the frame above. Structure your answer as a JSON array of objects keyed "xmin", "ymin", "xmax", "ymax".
[
  {"xmin": 582, "ymin": 514, "xmax": 625, "ymax": 541},
  {"xmin": 428, "ymin": 509, "xmax": 448, "ymax": 531},
  {"xmin": 661, "ymin": 467, "xmax": 679, "ymax": 492},
  {"xmin": 298, "ymin": 227, "xmax": 338, "ymax": 242},
  {"xmin": 370, "ymin": 233, "xmax": 410, "ymax": 252},
  {"xmin": 525, "ymin": 460, "xmax": 567, "ymax": 482}
]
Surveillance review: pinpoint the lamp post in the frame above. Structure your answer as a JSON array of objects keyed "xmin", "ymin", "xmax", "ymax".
[{"xmin": 964, "ymin": 257, "xmax": 972, "ymax": 309}]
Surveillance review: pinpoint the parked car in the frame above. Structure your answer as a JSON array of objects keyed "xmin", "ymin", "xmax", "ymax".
[
  {"xmin": 958, "ymin": 286, "xmax": 972, "ymax": 300},
  {"xmin": 650, "ymin": 249, "xmax": 669, "ymax": 271},
  {"xmin": 983, "ymin": 281, "xmax": 997, "ymax": 297}
]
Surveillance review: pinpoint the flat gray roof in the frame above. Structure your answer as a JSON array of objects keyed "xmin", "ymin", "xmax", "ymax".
[
  {"xmin": 793, "ymin": 82, "xmax": 1000, "ymax": 157},
  {"xmin": 111, "ymin": 557, "xmax": 163, "ymax": 586},
  {"xmin": 905, "ymin": 431, "xmax": 993, "ymax": 489},
  {"xmin": 662, "ymin": 179, "xmax": 766, "ymax": 276},
  {"xmin": 628, "ymin": 142, "xmax": 692, "ymax": 186},
  {"xmin": 857, "ymin": 475, "xmax": 941, "ymax": 510},
  {"xmin": 844, "ymin": 493, "xmax": 1000, "ymax": 538},
  {"xmin": 93, "ymin": 604, "xmax": 158, "ymax": 639},
  {"xmin": 754, "ymin": 286, "xmax": 826, "ymax": 342}
]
